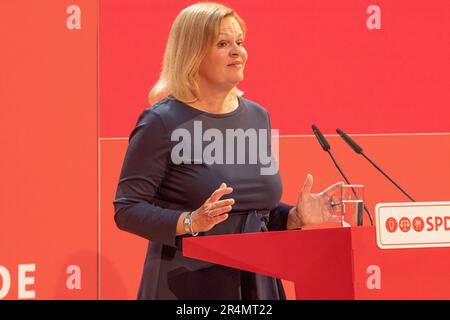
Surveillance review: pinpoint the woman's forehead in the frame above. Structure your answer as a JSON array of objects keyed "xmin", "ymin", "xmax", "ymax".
[{"xmin": 219, "ymin": 16, "xmax": 243, "ymax": 36}]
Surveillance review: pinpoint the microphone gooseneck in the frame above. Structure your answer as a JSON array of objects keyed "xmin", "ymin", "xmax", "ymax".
[
  {"xmin": 311, "ymin": 125, "xmax": 374, "ymax": 225},
  {"xmin": 336, "ymin": 128, "xmax": 416, "ymax": 202}
]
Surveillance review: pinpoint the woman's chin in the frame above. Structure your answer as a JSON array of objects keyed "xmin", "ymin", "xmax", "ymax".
[{"xmin": 229, "ymin": 74, "xmax": 244, "ymax": 83}]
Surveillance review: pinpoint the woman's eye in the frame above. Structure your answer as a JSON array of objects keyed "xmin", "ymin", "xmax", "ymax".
[{"xmin": 217, "ymin": 40, "xmax": 244, "ymax": 48}]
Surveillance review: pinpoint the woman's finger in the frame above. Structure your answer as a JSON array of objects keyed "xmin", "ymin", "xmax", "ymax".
[
  {"xmin": 331, "ymin": 201, "xmax": 342, "ymax": 213},
  {"xmin": 207, "ymin": 205, "xmax": 233, "ymax": 217},
  {"xmin": 208, "ymin": 186, "xmax": 233, "ymax": 202},
  {"xmin": 324, "ymin": 196, "xmax": 341, "ymax": 212},
  {"xmin": 322, "ymin": 181, "xmax": 344, "ymax": 198},
  {"xmin": 213, "ymin": 213, "xmax": 229, "ymax": 225},
  {"xmin": 208, "ymin": 198, "xmax": 235, "ymax": 211},
  {"xmin": 300, "ymin": 174, "xmax": 313, "ymax": 197}
]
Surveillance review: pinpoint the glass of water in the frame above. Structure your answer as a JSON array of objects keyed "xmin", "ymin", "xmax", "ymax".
[{"xmin": 341, "ymin": 184, "xmax": 365, "ymax": 227}]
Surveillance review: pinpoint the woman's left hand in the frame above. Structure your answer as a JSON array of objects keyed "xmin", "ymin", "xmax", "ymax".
[{"xmin": 288, "ymin": 174, "xmax": 343, "ymax": 229}]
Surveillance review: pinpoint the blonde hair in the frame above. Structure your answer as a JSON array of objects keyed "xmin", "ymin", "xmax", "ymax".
[{"xmin": 148, "ymin": 2, "xmax": 246, "ymax": 105}]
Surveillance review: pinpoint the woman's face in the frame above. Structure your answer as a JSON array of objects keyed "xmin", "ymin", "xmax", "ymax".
[{"xmin": 197, "ymin": 16, "xmax": 248, "ymax": 91}]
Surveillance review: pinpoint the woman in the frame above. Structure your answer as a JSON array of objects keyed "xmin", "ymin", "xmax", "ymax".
[{"xmin": 114, "ymin": 2, "xmax": 342, "ymax": 300}]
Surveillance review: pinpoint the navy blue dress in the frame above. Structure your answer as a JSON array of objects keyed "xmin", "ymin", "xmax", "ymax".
[{"xmin": 113, "ymin": 96, "xmax": 294, "ymax": 299}]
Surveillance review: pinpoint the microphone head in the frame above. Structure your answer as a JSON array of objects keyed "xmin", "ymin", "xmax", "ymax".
[
  {"xmin": 312, "ymin": 124, "xmax": 330, "ymax": 151},
  {"xmin": 336, "ymin": 128, "xmax": 363, "ymax": 154}
]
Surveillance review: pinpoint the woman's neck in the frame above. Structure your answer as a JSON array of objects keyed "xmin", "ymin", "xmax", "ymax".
[{"xmin": 187, "ymin": 86, "xmax": 239, "ymax": 114}]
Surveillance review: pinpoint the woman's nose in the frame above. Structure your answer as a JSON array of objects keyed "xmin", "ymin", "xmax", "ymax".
[{"xmin": 229, "ymin": 44, "xmax": 242, "ymax": 56}]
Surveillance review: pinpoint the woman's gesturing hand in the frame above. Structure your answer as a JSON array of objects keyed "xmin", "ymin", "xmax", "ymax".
[
  {"xmin": 191, "ymin": 182, "xmax": 234, "ymax": 233},
  {"xmin": 288, "ymin": 174, "xmax": 343, "ymax": 229}
]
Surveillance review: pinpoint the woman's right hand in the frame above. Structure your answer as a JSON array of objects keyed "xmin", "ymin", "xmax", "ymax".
[{"xmin": 190, "ymin": 182, "xmax": 234, "ymax": 233}]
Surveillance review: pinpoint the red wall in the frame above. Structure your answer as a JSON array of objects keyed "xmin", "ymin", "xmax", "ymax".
[
  {"xmin": 1, "ymin": 0, "xmax": 449, "ymax": 299},
  {"xmin": 0, "ymin": 0, "xmax": 98, "ymax": 299},
  {"xmin": 100, "ymin": 0, "xmax": 450, "ymax": 137}
]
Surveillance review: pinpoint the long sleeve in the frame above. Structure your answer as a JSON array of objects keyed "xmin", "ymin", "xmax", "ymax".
[
  {"xmin": 262, "ymin": 107, "xmax": 294, "ymax": 231},
  {"xmin": 267, "ymin": 202, "xmax": 294, "ymax": 231},
  {"xmin": 113, "ymin": 110, "xmax": 183, "ymax": 247}
]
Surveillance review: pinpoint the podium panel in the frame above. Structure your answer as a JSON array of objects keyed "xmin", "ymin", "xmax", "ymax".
[{"xmin": 184, "ymin": 227, "xmax": 450, "ymax": 299}]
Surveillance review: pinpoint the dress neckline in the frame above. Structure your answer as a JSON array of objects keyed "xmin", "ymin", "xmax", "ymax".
[{"xmin": 171, "ymin": 96, "xmax": 244, "ymax": 118}]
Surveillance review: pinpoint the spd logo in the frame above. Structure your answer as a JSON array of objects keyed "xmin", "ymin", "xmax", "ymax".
[{"xmin": 376, "ymin": 202, "xmax": 450, "ymax": 249}]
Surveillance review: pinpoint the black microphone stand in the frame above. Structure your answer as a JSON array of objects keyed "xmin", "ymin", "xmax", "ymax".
[
  {"xmin": 361, "ymin": 153, "xmax": 415, "ymax": 202},
  {"xmin": 336, "ymin": 128, "xmax": 416, "ymax": 202},
  {"xmin": 312, "ymin": 125, "xmax": 374, "ymax": 225}
]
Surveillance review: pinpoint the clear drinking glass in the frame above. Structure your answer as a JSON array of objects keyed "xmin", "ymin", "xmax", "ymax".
[{"xmin": 341, "ymin": 184, "xmax": 365, "ymax": 227}]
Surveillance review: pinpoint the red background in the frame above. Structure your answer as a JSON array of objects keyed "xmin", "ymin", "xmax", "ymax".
[
  {"xmin": 0, "ymin": 0, "xmax": 98, "ymax": 299},
  {"xmin": 100, "ymin": 0, "xmax": 450, "ymax": 137}
]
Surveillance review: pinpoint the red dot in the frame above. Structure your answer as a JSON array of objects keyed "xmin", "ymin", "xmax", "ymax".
[
  {"xmin": 385, "ymin": 217, "xmax": 398, "ymax": 233},
  {"xmin": 412, "ymin": 217, "xmax": 424, "ymax": 232},
  {"xmin": 399, "ymin": 217, "xmax": 411, "ymax": 232}
]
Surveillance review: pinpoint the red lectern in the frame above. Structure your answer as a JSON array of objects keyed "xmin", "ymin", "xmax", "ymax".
[{"xmin": 183, "ymin": 226, "xmax": 450, "ymax": 299}]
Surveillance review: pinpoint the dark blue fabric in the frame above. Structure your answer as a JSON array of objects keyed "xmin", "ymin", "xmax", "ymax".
[{"xmin": 113, "ymin": 97, "xmax": 294, "ymax": 299}]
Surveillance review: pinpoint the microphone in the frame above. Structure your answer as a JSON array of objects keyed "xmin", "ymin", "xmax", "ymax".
[
  {"xmin": 312, "ymin": 125, "xmax": 330, "ymax": 151},
  {"xmin": 311, "ymin": 124, "xmax": 373, "ymax": 225},
  {"xmin": 336, "ymin": 128, "xmax": 415, "ymax": 202}
]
